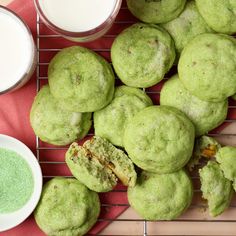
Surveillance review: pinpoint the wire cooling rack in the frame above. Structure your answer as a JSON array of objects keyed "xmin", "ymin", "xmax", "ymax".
[{"xmin": 35, "ymin": 2, "xmax": 236, "ymax": 236}]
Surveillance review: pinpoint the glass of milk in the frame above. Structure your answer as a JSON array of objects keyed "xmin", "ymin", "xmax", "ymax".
[
  {"xmin": 0, "ymin": 6, "xmax": 36, "ymax": 95},
  {"xmin": 34, "ymin": 0, "xmax": 122, "ymax": 42}
]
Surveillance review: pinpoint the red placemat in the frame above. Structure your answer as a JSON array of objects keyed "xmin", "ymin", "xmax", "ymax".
[{"xmin": 0, "ymin": 0, "xmax": 235, "ymax": 235}]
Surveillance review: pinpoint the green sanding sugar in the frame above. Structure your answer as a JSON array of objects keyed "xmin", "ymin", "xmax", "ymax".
[{"xmin": 0, "ymin": 148, "xmax": 34, "ymax": 213}]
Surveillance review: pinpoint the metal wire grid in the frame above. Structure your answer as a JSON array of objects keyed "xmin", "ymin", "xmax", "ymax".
[{"xmin": 35, "ymin": 7, "xmax": 236, "ymax": 236}]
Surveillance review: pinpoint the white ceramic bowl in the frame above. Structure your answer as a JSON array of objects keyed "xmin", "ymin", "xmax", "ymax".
[{"xmin": 0, "ymin": 134, "xmax": 42, "ymax": 232}]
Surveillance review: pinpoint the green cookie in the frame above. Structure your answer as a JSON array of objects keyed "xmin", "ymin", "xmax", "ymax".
[
  {"xmin": 124, "ymin": 106, "xmax": 195, "ymax": 173},
  {"xmin": 199, "ymin": 161, "xmax": 233, "ymax": 217},
  {"xmin": 127, "ymin": 0, "xmax": 186, "ymax": 24},
  {"xmin": 66, "ymin": 136, "xmax": 137, "ymax": 192},
  {"xmin": 216, "ymin": 146, "xmax": 236, "ymax": 190},
  {"xmin": 161, "ymin": 0, "xmax": 213, "ymax": 58},
  {"xmin": 160, "ymin": 75, "xmax": 228, "ymax": 136},
  {"xmin": 196, "ymin": 0, "xmax": 236, "ymax": 35},
  {"xmin": 128, "ymin": 170, "xmax": 193, "ymax": 220},
  {"xmin": 48, "ymin": 46, "xmax": 115, "ymax": 112},
  {"xmin": 34, "ymin": 177, "xmax": 100, "ymax": 236},
  {"xmin": 94, "ymin": 86, "xmax": 153, "ymax": 147},
  {"xmin": 30, "ymin": 85, "xmax": 91, "ymax": 146},
  {"xmin": 178, "ymin": 33, "xmax": 236, "ymax": 102},
  {"xmin": 111, "ymin": 23, "xmax": 176, "ymax": 88}
]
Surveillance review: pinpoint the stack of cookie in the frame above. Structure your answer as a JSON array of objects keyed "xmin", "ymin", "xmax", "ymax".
[{"xmin": 30, "ymin": 0, "xmax": 236, "ymax": 234}]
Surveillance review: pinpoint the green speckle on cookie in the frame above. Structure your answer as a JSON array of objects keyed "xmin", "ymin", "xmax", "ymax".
[{"xmin": 199, "ymin": 161, "xmax": 233, "ymax": 217}]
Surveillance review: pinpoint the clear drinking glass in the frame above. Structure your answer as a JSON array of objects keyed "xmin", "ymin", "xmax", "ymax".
[
  {"xmin": 0, "ymin": 6, "xmax": 36, "ymax": 95},
  {"xmin": 34, "ymin": 0, "xmax": 122, "ymax": 42}
]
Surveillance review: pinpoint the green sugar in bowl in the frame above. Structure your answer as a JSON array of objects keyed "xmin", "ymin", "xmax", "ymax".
[{"xmin": 0, "ymin": 134, "xmax": 42, "ymax": 232}]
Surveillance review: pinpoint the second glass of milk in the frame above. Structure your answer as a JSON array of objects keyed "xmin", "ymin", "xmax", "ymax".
[
  {"xmin": 34, "ymin": 0, "xmax": 122, "ymax": 42},
  {"xmin": 0, "ymin": 6, "xmax": 36, "ymax": 95}
]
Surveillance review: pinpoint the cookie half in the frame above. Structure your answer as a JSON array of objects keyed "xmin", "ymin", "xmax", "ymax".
[
  {"xmin": 216, "ymin": 146, "xmax": 236, "ymax": 190},
  {"xmin": 199, "ymin": 161, "xmax": 233, "ymax": 217},
  {"xmin": 66, "ymin": 136, "xmax": 137, "ymax": 192}
]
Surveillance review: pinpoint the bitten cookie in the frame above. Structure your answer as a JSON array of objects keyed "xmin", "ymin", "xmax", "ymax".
[
  {"xmin": 188, "ymin": 136, "xmax": 221, "ymax": 171},
  {"xmin": 111, "ymin": 23, "xmax": 176, "ymax": 88},
  {"xmin": 160, "ymin": 75, "xmax": 228, "ymax": 136},
  {"xmin": 199, "ymin": 161, "xmax": 233, "ymax": 217},
  {"xmin": 124, "ymin": 106, "xmax": 195, "ymax": 173},
  {"xmin": 127, "ymin": 0, "xmax": 186, "ymax": 24},
  {"xmin": 34, "ymin": 177, "xmax": 100, "ymax": 236},
  {"xmin": 216, "ymin": 146, "xmax": 236, "ymax": 191},
  {"xmin": 66, "ymin": 136, "xmax": 137, "ymax": 192},
  {"xmin": 48, "ymin": 46, "xmax": 115, "ymax": 112},
  {"xmin": 94, "ymin": 86, "xmax": 152, "ymax": 147},
  {"xmin": 30, "ymin": 85, "xmax": 91, "ymax": 146},
  {"xmin": 128, "ymin": 170, "xmax": 193, "ymax": 220},
  {"xmin": 178, "ymin": 33, "xmax": 236, "ymax": 102}
]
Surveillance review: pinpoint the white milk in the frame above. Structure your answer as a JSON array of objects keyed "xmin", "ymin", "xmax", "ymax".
[
  {"xmin": 38, "ymin": 0, "xmax": 117, "ymax": 32},
  {"xmin": 0, "ymin": 8, "xmax": 34, "ymax": 93}
]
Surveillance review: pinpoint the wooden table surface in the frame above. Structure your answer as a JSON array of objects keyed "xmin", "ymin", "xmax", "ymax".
[{"xmin": 1, "ymin": 0, "xmax": 236, "ymax": 235}]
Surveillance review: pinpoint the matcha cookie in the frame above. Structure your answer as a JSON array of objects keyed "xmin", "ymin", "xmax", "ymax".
[
  {"xmin": 128, "ymin": 170, "xmax": 193, "ymax": 220},
  {"xmin": 161, "ymin": 0, "xmax": 213, "ymax": 58},
  {"xmin": 30, "ymin": 85, "xmax": 91, "ymax": 146},
  {"xmin": 34, "ymin": 177, "xmax": 100, "ymax": 236},
  {"xmin": 124, "ymin": 106, "xmax": 195, "ymax": 173},
  {"xmin": 94, "ymin": 86, "xmax": 152, "ymax": 147},
  {"xmin": 188, "ymin": 136, "xmax": 221, "ymax": 171},
  {"xmin": 48, "ymin": 46, "xmax": 115, "ymax": 112},
  {"xmin": 66, "ymin": 136, "xmax": 137, "ymax": 192},
  {"xmin": 199, "ymin": 161, "xmax": 233, "ymax": 217},
  {"xmin": 216, "ymin": 146, "xmax": 236, "ymax": 190},
  {"xmin": 127, "ymin": 0, "xmax": 186, "ymax": 24},
  {"xmin": 178, "ymin": 33, "xmax": 236, "ymax": 102},
  {"xmin": 160, "ymin": 75, "xmax": 228, "ymax": 136},
  {"xmin": 111, "ymin": 23, "xmax": 176, "ymax": 88},
  {"xmin": 196, "ymin": 0, "xmax": 236, "ymax": 35}
]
